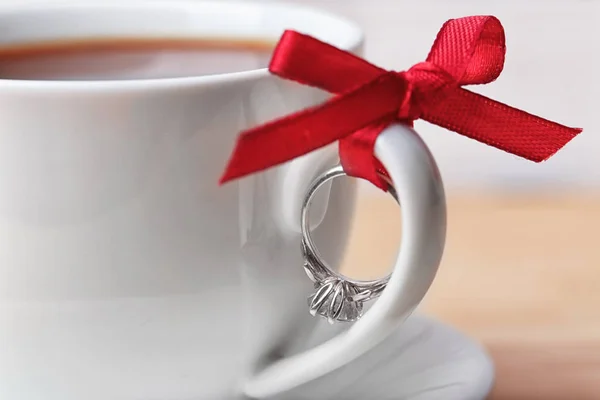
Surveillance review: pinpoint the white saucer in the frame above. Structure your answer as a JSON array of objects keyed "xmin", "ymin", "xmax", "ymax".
[{"xmin": 278, "ymin": 315, "xmax": 494, "ymax": 400}]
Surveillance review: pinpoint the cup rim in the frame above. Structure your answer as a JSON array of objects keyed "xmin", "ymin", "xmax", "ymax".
[{"xmin": 0, "ymin": 1, "xmax": 364, "ymax": 91}]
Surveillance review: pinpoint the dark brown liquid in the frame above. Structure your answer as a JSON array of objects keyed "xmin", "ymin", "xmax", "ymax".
[{"xmin": 0, "ymin": 38, "xmax": 275, "ymax": 80}]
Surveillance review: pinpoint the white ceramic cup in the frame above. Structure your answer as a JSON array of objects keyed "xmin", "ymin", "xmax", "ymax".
[{"xmin": 0, "ymin": 2, "xmax": 446, "ymax": 399}]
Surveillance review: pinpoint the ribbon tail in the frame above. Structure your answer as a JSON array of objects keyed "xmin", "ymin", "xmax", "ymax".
[
  {"xmin": 219, "ymin": 72, "xmax": 407, "ymax": 184},
  {"xmin": 339, "ymin": 119, "xmax": 394, "ymax": 190},
  {"xmin": 270, "ymin": 30, "xmax": 386, "ymax": 94},
  {"xmin": 422, "ymin": 87, "xmax": 582, "ymax": 161}
]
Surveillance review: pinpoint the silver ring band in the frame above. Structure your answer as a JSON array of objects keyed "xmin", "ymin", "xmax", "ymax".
[{"xmin": 301, "ymin": 165, "xmax": 399, "ymax": 323}]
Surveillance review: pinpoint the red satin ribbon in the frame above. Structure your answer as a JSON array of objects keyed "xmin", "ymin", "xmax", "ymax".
[{"xmin": 219, "ymin": 15, "xmax": 582, "ymax": 190}]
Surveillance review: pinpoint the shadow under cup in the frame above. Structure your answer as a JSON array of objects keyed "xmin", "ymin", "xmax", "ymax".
[{"xmin": 0, "ymin": 2, "xmax": 367, "ymax": 400}]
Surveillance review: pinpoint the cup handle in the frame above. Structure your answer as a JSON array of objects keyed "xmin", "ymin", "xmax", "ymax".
[{"xmin": 243, "ymin": 123, "xmax": 447, "ymax": 399}]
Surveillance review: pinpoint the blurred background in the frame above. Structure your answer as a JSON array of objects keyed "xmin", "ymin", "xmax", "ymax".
[{"xmin": 8, "ymin": 0, "xmax": 597, "ymax": 398}]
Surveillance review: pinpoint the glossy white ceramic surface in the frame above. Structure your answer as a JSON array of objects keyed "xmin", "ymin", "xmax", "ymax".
[
  {"xmin": 244, "ymin": 124, "xmax": 447, "ymax": 398},
  {"xmin": 284, "ymin": 315, "xmax": 494, "ymax": 400},
  {"xmin": 0, "ymin": 2, "xmax": 447, "ymax": 399}
]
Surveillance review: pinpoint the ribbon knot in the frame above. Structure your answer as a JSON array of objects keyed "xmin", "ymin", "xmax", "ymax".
[
  {"xmin": 393, "ymin": 71, "xmax": 420, "ymax": 121},
  {"xmin": 407, "ymin": 62, "xmax": 459, "ymax": 102},
  {"xmin": 220, "ymin": 15, "xmax": 582, "ymax": 190},
  {"xmin": 395, "ymin": 61, "xmax": 457, "ymax": 122}
]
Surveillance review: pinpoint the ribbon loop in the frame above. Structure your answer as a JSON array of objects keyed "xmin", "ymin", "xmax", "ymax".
[
  {"xmin": 427, "ymin": 16, "xmax": 506, "ymax": 85},
  {"xmin": 219, "ymin": 15, "xmax": 582, "ymax": 189}
]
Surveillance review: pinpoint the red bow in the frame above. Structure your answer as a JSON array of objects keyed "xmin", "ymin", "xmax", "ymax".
[{"xmin": 219, "ymin": 15, "xmax": 582, "ymax": 190}]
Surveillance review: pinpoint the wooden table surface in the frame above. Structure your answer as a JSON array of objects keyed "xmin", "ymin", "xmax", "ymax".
[{"xmin": 341, "ymin": 193, "xmax": 600, "ymax": 400}]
